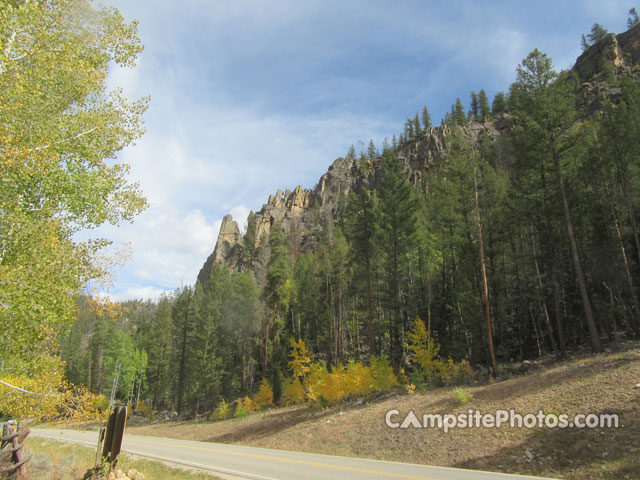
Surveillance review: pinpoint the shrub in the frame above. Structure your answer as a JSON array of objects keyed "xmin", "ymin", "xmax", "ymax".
[
  {"xmin": 304, "ymin": 361, "xmax": 328, "ymax": 405},
  {"xmin": 453, "ymin": 387, "xmax": 473, "ymax": 405},
  {"xmin": 303, "ymin": 357, "xmax": 400, "ymax": 407},
  {"xmin": 406, "ymin": 318, "xmax": 476, "ymax": 387},
  {"xmin": 252, "ymin": 379, "xmax": 274, "ymax": 410},
  {"xmin": 135, "ymin": 400, "xmax": 154, "ymax": 419},
  {"xmin": 321, "ymin": 364, "xmax": 346, "ymax": 404},
  {"xmin": 239, "ymin": 396, "xmax": 254, "ymax": 414},
  {"xmin": 213, "ymin": 399, "xmax": 231, "ymax": 420},
  {"xmin": 235, "ymin": 403, "xmax": 248, "ymax": 419},
  {"xmin": 370, "ymin": 355, "xmax": 399, "ymax": 391},
  {"xmin": 344, "ymin": 361, "xmax": 376, "ymax": 397},
  {"xmin": 283, "ymin": 377, "xmax": 306, "ymax": 405}
]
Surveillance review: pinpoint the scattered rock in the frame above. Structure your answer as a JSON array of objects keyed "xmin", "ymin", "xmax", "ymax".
[{"xmin": 127, "ymin": 469, "xmax": 145, "ymax": 480}]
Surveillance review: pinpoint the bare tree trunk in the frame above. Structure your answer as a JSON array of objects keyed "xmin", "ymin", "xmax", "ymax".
[
  {"xmin": 474, "ymin": 166, "xmax": 498, "ymax": 377},
  {"xmin": 366, "ymin": 259, "xmax": 374, "ymax": 356},
  {"xmin": 605, "ymin": 181, "xmax": 640, "ymax": 335},
  {"xmin": 530, "ymin": 226, "xmax": 560, "ymax": 356},
  {"xmin": 552, "ymin": 147, "xmax": 601, "ymax": 352}
]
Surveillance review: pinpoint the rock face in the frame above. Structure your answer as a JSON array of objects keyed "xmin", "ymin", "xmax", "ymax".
[
  {"xmin": 573, "ymin": 23, "xmax": 640, "ymax": 113},
  {"xmin": 574, "ymin": 23, "xmax": 640, "ymax": 82},
  {"xmin": 197, "ymin": 120, "xmax": 503, "ymax": 285},
  {"xmin": 196, "ymin": 214, "xmax": 243, "ymax": 285}
]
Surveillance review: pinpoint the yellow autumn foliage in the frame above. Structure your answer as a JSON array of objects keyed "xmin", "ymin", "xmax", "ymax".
[
  {"xmin": 369, "ymin": 355, "xmax": 399, "ymax": 391},
  {"xmin": 252, "ymin": 378, "xmax": 274, "ymax": 410},
  {"xmin": 343, "ymin": 360, "xmax": 376, "ymax": 397},
  {"xmin": 406, "ymin": 318, "xmax": 475, "ymax": 387},
  {"xmin": 0, "ymin": 369, "xmax": 100, "ymax": 422},
  {"xmin": 287, "ymin": 338, "xmax": 311, "ymax": 379},
  {"xmin": 283, "ymin": 377, "xmax": 306, "ymax": 405},
  {"xmin": 303, "ymin": 357, "xmax": 399, "ymax": 406},
  {"xmin": 235, "ymin": 396, "xmax": 255, "ymax": 417}
]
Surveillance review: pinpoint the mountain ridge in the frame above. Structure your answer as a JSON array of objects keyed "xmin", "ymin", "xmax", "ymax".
[{"xmin": 198, "ymin": 22, "xmax": 640, "ymax": 287}]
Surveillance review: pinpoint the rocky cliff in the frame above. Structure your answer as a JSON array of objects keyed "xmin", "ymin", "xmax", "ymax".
[{"xmin": 197, "ymin": 121, "xmax": 503, "ymax": 286}]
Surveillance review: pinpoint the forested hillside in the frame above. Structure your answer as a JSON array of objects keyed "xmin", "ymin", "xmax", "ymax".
[{"xmin": 61, "ymin": 20, "xmax": 640, "ymax": 417}]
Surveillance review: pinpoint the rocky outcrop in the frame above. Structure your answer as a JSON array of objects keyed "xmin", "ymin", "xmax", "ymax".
[
  {"xmin": 254, "ymin": 185, "xmax": 314, "ymax": 243},
  {"xmin": 196, "ymin": 214, "xmax": 243, "ymax": 284},
  {"xmin": 197, "ymin": 120, "xmax": 505, "ymax": 284},
  {"xmin": 574, "ymin": 23, "xmax": 640, "ymax": 82},
  {"xmin": 573, "ymin": 23, "xmax": 640, "ymax": 113}
]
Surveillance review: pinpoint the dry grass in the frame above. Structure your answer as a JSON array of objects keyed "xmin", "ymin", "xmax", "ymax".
[
  {"xmin": 25, "ymin": 437, "xmax": 220, "ymax": 479},
  {"xmin": 127, "ymin": 346, "xmax": 640, "ymax": 480}
]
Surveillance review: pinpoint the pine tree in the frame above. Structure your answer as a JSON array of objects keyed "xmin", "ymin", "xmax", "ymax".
[
  {"xmin": 367, "ymin": 139, "xmax": 378, "ymax": 159},
  {"xmin": 478, "ymin": 89, "xmax": 491, "ymax": 121},
  {"xmin": 345, "ymin": 189, "xmax": 379, "ymax": 356},
  {"xmin": 581, "ymin": 33, "xmax": 590, "ymax": 52},
  {"xmin": 139, "ymin": 295, "xmax": 173, "ymax": 409},
  {"xmin": 454, "ymin": 98, "xmax": 467, "ymax": 125},
  {"xmin": 414, "ymin": 112, "xmax": 422, "ymax": 135},
  {"xmin": 422, "ymin": 105, "xmax": 432, "ymax": 130},
  {"xmin": 492, "ymin": 92, "xmax": 507, "ymax": 115},
  {"xmin": 378, "ymin": 151, "xmax": 418, "ymax": 370},
  {"xmin": 264, "ymin": 222, "xmax": 294, "ymax": 373},
  {"xmin": 629, "ymin": 7, "xmax": 640, "ymax": 27},
  {"xmin": 470, "ymin": 91, "xmax": 479, "ymax": 121},
  {"xmin": 172, "ymin": 286, "xmax": 196, "ymax": 414},
  {"xmin": 587, "ymin": 23, "xmax": 609, "ymax": 45},
  {"xmin": 510, "ymin": 49, "xmax": 601, "ymax": 353},
  {"xmin": 404, "ymin": 118, "xmax": 414, "ymax": 139}
]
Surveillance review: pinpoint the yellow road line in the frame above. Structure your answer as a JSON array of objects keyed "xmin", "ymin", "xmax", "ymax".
[{"xmin": 132, "ymin": 437, "xmax": 439, "ymax": 480}]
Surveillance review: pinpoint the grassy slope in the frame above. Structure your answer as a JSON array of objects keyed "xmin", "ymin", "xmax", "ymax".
[{"xmin": 127, "ymin": 347, "xmax": 640, "ymax": 480}]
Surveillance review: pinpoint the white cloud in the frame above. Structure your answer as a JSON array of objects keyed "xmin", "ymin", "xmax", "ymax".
[{"xmin": 109, "ymin": 285, "xmax": 173, "ymax": 303}]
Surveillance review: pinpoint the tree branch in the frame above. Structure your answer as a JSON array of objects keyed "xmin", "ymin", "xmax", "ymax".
[
  {"xmin": 33, "ymin": 126, "xmax": 99, "ymax": 151},
  {"xmin": 0, "ymin": 380, "xmax": 41, "ymax": 396}
]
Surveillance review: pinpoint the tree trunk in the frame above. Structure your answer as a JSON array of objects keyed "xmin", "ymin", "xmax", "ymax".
[
  {"xmin": 605, "ymin": 181, "xmax": 640, "ymax": 335},
  {"xmin": 529, "ymin": 226, "xmax": 560, "ymax": 356},
  {"xmin": 366, "ymin": 258, "xmax": 374, "ymax": 356},
  {"xmin": 474, "ymin": 166, "xmax": 498, "ymax": 377},
  {"xmin": 552, "ymin": 147, "xmax": 601, "ymax": 352}
]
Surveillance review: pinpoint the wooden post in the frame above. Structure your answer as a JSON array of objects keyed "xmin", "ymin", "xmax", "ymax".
[
  {"xmin": 0, "ymin": 421, "xmax": 30, "ymax": 479},
  {"xmin": 102, "ymin": 405, "xmax": 127, "ymax": 469}
]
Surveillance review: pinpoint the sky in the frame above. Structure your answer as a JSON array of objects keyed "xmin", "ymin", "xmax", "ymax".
[{"xmin": 90, "ymin": 0, "xmax": 633, "ymax": 302}]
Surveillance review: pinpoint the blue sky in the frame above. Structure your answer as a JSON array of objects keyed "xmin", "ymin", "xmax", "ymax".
[{"xmin": 93, "ymin": 0, "xmax": 633, "ymax": 301}]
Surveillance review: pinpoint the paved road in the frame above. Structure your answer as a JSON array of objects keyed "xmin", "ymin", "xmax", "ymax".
[{"xmin": 31, "ymin": 428, "xmax": 557, "ymax": 480}]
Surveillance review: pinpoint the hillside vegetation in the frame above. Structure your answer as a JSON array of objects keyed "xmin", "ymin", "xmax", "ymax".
[
  {"xmin": 55, "ymin": 19, "xmax": 640, "ymax": 424},
  {"xmin": 126, "ymin": 347, "xmax": 640, "ymax": 480}
]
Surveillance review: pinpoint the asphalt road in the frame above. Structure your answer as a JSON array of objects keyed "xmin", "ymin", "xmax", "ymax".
[{"xmin": 31, "ymin": 428, "xmax": 557, "ymax": 480}]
